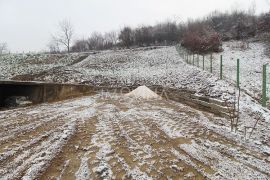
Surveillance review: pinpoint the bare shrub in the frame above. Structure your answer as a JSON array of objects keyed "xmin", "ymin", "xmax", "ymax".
[
  {"xmin": 152, "ymin": 21, "xmax": 181, "ymax": 45},
  {"xmin": 208, "ymin": 10, "xmax": 257, "ymax": 40},
  {"xmin": 119, "ymin": 26, "xmax": 134, "ymax": 48},
  {"xmin": 104, "ymin": 31, "xmax": 118, "ymax": 48},
  {"xmin": 182, "ymin": 23, "xmax": 222, "ymax": 53},
  {"xmin": 87, "ymin": 32, "xmax": 105, "ymax": 50},
  {"xmin": 71, "ymin": 39, "xmax": 88, "ymax": 52},
  {"xmin": 244, "ymin": 111, "xmax": 262, "ymax": 140},
  {"xmin": 257, "ymin": 12, "xmax": 270, "ymax": 33},
  {"xmin": 134, "ymin": 26, "xmax": 153, "ymax": 46},
  {"xmin": 225, "ymin": 88, "xmax": 240, "ymax": 132}
]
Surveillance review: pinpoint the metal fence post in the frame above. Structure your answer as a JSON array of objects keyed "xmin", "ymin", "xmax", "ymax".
[
  {"xmin": 220, "ymin": 55, "xmax": 223, "ymax": 79},
  {"xmin": 210, "ymin": 54, "xmax": 213, "ymax": 73},
  {"xmin": 203, "ymin": 55, "xmax": 205, "ymax": 70},
  {"xmin": 262, "ymin": 64, "xmax": 267, "ymax": 107},
  {"xmin": 197, "ymin": 54, "xmax": 199, "ymax": 67},
  {"xmin": 237, "ymin": 59, "xmax": 240, "ymax": 88}
]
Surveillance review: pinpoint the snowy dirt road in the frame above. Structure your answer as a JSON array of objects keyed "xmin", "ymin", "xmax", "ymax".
[{"xmin": 0, "ymin": 93, "xmax": 270, "ymax": 180}]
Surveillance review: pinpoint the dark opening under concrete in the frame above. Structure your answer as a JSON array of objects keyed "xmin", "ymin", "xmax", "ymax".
[{"xmin": 0, "ymin": 80, "xmax": 94, "ymax": 108}]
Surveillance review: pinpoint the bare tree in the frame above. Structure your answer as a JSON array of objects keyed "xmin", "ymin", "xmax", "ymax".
[
  {"xmin": 104, "ymin": 31, "xmax": 118, "ymax": 45},
  {"xmin": 119, "ymin": 26, "xmax": 134, "ymax": 47},
  {"xmin": 47, "ymin": 40, "xmax": 60, "ymax": 54},
  {"xmin": 248, "ymin": 0, "xmax": 257, "ymax": 15},
  {"xmin": 87, "ymin": 32, "xmax": 105, "ymax": 50},
  {"xmin": 71, "ymin": 39, "xmax": 88, "ymax": 52},
  {"xmin": 0, "ymin": 43, "xmax": 8, "ymax": 55},
  {"xmin": 52, "ymin": 19, "xmax": 74, "ymax": 53}
]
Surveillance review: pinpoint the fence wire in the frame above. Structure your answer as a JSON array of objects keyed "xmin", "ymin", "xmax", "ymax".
[{"xmin": 176, "ymin": 45, "xmax": 270, "ymax": 104}]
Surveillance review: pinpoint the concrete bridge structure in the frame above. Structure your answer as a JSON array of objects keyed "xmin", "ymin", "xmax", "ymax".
[{"xmin": 0, "ymin": 80, "xmax": 94, "ymax": 107}]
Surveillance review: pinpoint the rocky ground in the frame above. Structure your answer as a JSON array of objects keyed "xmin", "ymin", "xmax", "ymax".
[{"xmin": 0, "ymin": 92, "xmax": 270, "ymax": 180}]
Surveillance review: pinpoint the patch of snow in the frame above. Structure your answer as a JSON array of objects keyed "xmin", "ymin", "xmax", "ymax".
[{"xmin": 75, "ymin": 156, "xmax": 91, "ymax": 180}]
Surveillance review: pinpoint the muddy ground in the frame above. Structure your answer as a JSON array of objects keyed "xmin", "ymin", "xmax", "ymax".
[{"xmin": 0, "ymin": 93, "xmax": 269, "ymax": 180}]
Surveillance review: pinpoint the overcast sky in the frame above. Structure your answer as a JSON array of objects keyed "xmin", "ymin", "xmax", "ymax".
[{"xmin": 0, "ymin": 0, "xmax": 269, "ymax": 52}]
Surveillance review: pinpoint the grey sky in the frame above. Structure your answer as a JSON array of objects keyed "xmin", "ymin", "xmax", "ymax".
[{"xmin": 0, "ymin": 0, "xmax": 269, "ymax": 53}]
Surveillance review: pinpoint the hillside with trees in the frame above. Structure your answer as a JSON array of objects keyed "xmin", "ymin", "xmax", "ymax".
[{"xmin": 66, "ymin": 10, "xmax": 270, "ymax": 54}]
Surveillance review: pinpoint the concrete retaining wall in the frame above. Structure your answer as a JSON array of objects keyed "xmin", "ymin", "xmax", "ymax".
[
  {"xmin": 0, "ymin": 81, "xmax": 230, "ymax": 117},
  {"xmin": 0, "ymin": 81, "xmax": 94, "ymax": 107}
]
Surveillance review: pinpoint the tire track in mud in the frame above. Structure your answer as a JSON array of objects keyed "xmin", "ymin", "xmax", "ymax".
[
  {"xmin": 0, "ymin": 107, "xmax": 69, "ymax": 136},
  {"xmin": 138, "ymin": 99, "xmax": 270, "ymax": 179},
  {"xmin": 40, "ymin": 116, "xmax": 98, "ymax": 180},
  {"xmin": 0, "ymin": 100, "xmax": 82, "ymax": 136},
  {"xmin": 0, "ymin": 97, "xmax": 95, "ymax": 144},
  {"xmin": 86, "ymin": 99, "xmax": 206, "ymax": 179},
  {"xmin": 0, "ymin": 97, "xmax": 97, "ymax": 180},
  {"xmin": 0, "ymin": 112, "xmax": 70, "ymax": 151},
  {"xmin": 0, "ymin": 105, "xmax": 91, "ymax": 156},
  {"xmin": 1, "ymin": 120, "xmax": 76, "ymax": 179},
  {"xmin": 1, "ymin": 93, "xmax": 270, "ymax": 179}
]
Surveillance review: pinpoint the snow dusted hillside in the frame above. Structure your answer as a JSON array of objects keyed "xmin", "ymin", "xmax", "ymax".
[
  {"xmin": 0, "ymin": 53, "xmax": 89, "ymax": 80},
  {"xmin": 1, "ymin": 43, "xmax": 270, "ymax": 129},
  {"xmin": 0, "ymin": 42, "xmax": 270, "ymax": 179},
  {"xmin": 1, "ymin": 47, "xmax": 232, "ymax": 99},
  {"xmin": 2, "ymin": 42, "xmax": 269, "ymax": 102}
]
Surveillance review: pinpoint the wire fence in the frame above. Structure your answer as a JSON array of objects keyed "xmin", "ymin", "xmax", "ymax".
[{"xmin": 175, "ymin": 44, "xmax": 269, "ymax": 107}]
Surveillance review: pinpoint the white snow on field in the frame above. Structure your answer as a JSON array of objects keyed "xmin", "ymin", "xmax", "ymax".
[
  {"xmin": 0, "ymin": 53, "xmax": 89, "ymax": 80},
  {"xmin": 0, "ymin": 93, "xmax": 270, "ymax": 179},
  {"xmin": 75, "ymin": 156, "xmax": 91, "ymax": 180},
  {"xmin": 180, "ymin": 140, "xmax": 269, "ymax": 179}
]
